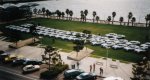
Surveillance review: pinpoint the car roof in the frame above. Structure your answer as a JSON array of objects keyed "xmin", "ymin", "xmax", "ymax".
[
  {"xmin": 66, "ymin": 69, "xmax": 79, "ymax": 73},
  {"xmin": 81, "ymin": 73, "xmax": 89, "ymax": 76}
]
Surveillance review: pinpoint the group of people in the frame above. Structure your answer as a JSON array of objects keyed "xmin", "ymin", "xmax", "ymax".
[
  {"xmin": 90, "ymin": 64, "xmax": 104, "ymax": 76},
  {"xmin": 72, "ymin": 62, "xmax": 104, "ymax": 76}
]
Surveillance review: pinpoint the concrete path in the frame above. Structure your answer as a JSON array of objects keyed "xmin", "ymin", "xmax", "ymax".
[
  {"xmin": 67, "ymin": 47, "xmax": 94, "ymax": 61},
  {"xmin": 59, "ymin": 52, "xmax": 134, "ymax": 80},
  {"xmin": 0, "ymin": 40, "xmax": 133, "ymax": 80}
]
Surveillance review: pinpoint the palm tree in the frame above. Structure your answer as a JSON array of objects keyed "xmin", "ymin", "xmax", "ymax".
[
  {"xmin": 145, "ymin": 14, "xmax": 150, "ymax": 27},
  {"xmin": 92, "ymin": 11, "xmax": 96, "ymax": 23},
  {"xmin": 38, "ymin": 9, "xmax": 42, "ymax": 14},
  {"xmin": 61, "ymin": 12, "xmax": 65, "ymax": 19},
  {"xmin": 48, "ymin": 11, "xmax": 52, "ymax": 18},
  {"xmin": 131, "ymin": 17, "xmax": 136, "ymax": 26},
  {"xmin": 55, "ymin": 10, "xmax": 61, "ymax": 19},
  {"xmin": 84, "ymin": 9, "xmax": 88, "ymax": 22},
  {"xmin": 107, "ymin": 16, "xmax": 111, "ymax": 24},
  {"xmin": 96, "ymin": 16, "xmax": 100, "ymax": 23},
  {"xmin": 33, "ymin": 8, "xmax": 37, "ymax": 15},
  {"xmin": 127, "ymin": 12, "xmax": 133, "ymax": 26},
  {"xmin": 46, "ymin": 9, "xmax": 50, "ymax": 18},
  {"xmin": 112, "ymin": 12, "xmax": 116, "ymax": 24},
  {"xmin": 80, "ymin": 10, "xmax": 84, "ymax": 22},
  {"xmin": 69, "ymin": 10, "xmax": 73, "ymax": 20},
  {"xmin": 42, "ymin": 7, "xmax": 46, "ymax": 17},
  {"xmin": 65, "ymin": 9, "xmax": 70, "ymax": 20},
  {"xmin": 119, "ymin": 17, "xmax": 124, "ymax": 25}
]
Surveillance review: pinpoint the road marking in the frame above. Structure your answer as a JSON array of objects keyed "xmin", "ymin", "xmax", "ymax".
[{"xmin": 0, "ymin": 66, "xmax": 38, "ymax": 80}]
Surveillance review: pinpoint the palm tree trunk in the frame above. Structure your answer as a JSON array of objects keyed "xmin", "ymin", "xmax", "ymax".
[
  {"xmin": 112, "ymin": 18, "xmax": 114, "ymax": 24},
  {"xmin": 132, "ymin": 22, "xmax": 133, "ymax": 27},
  {"xmin": 128, "ymin": 19, "xmax": 129, "ymax": 26},
  {"xmin": 146, "ymin": 21, "xmax": 148, "ymax": 27},
  {"xmin": 93, "ymin": 17, "xmax": 94, "ymax": 23}
]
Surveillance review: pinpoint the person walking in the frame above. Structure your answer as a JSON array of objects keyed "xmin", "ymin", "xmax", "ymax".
[
  {"xmin": 93, "ymin": 63, "xmax": 95, "ymax": 72},
  {"xmin": 90, "ymin": 65, "xmax": 92, "ymax": 72},
  {"xmin": 77, "ymin": 61, "xmax": 79, "ymax": 69},
  {"xmin": 100, "ymin": 67, "xmax": 103, "ymax": 76}
]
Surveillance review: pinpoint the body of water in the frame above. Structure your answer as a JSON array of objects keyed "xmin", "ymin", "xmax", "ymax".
[
  {"xmin": 34, "ymin": 0, "xmax": 150, "ymax": 23},
  {"xmin": 1, "ymin": 0, "xmax": 150, "ymax": 23}
]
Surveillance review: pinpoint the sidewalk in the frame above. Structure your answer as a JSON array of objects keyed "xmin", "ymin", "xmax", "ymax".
[
  {"xmin": 59, "ymin": 52, "xmax": 134, "ymax": 80},
  {"xmin": 0, "ymin": 40, "xmax": 133, "ymax": 80}
]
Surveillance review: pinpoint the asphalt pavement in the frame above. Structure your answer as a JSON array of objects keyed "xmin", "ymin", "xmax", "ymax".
[{"xmin": 0, "ymin": 66, "xmax": 38, "ymax": 80}]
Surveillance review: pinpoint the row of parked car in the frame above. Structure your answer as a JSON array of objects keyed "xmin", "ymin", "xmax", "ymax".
[
  {"xmin": 64, "ymin": 69, "xmax": 97, "ymax": 80},
  {"xmin": 5, "ymin": 24, "xmax": 150, "ymax": 53},
  {"xmin": 0, "ymin": 51, "xmax": 42, "ymax": 74}
]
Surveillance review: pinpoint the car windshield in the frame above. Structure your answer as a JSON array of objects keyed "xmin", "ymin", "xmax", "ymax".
[{"xmin": 27, "ymin": 66, "xmax": 34, "ymax": 70}]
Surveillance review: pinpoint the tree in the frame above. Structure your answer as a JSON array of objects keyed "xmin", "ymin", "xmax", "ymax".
[
  {"xmin": 107, "ymin": 16, "xmax": 111, "ymax": 24},
  {"xmin": 131, "ymin": 57, "xmax": 149, "ymax": 80},
  {"xmin": 119, "ymin": 17, "xmax": 124, "ymax": 25},
  {"xmin": 96, "ymin": 16, "xmax": 100, "ymax": 23},
  {"xmin": 33, "ymin": 8, "xmax": 37, "ymax": 14},
  {"xmin": 69, "ymin": 10, "xmax": 73, "ymax": 20},
  {"xmin": 29, "ymin": 22, "xmax": 38, "ymax": 43},
  {"xmin": 82, "ymin": 30, "xmax": 91, "ymax": 50},
  {"xmin": 145, "ymin": 14, "xmax": 150, "ymax": 27},
  {"xmin": 43, "ymin": 46, "xmax": 55, "ymax": 70},
  {"xmin": 92, "ymin": 11, "xmax": 96, "ymax": 23},
  {"xmin": 0, "ymin": 5, "xmax": 32, "ymax": 21},
  {"xmin": 55, "ymin": 10, "xmax": 61, "ymax": 19},
  {"xmin": 84, "ymin": 9, "xmax": 88, "ymax": 22},
  {"xmin": 112, "ymin": 12, "xmax": 116, "ymax": 24},
  {"xmin": 73, "ymin": 40, "xmax": 84, "ymax": 57},
  {"xmin": 61, "ymin": 12, "xmax": 65, "ymax": 19},
  {"xmin": 131, "ymin": 17, "xmax": 136, "ymax": 27},
  {"xmin": 65, "ymin": 9, "xmax": 69, "ymax": 20},
  {"xmin": 38, "ymin": 9, "xmax": 42, "ymax": 14},
  {"xmin": 42, "ymin": 7, "xmax": 46, "ymax": 17},
  {"xmin": 80, "ymin": 10, "xmax": 84, "ymax": 22},
  {"xmin": 46, "ymin": 9, "xmax": 50, "ymax": 18},
  {"xmin": 127, "ymin": 12, "xmax": 133, "ymax": 26}
]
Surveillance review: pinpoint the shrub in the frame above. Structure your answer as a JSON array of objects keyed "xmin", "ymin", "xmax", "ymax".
[{"xmin": 40, "ymin": 64, "xmax": 68, "ymax": 79}]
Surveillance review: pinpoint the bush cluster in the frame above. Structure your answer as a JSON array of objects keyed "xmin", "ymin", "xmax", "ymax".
[{"xmin": 40, "ymin": 64, "xmax": 68, "ymax": 80}]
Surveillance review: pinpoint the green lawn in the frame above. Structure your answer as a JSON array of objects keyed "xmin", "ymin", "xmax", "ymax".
[{"xmin": 1, "ymin": 18, "xmax": 149, "ymax": 62}]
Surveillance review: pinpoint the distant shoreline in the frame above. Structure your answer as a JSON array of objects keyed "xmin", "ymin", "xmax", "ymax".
[{"xmin": 0, "ymin": 0, "xmax": 47, "ymax": 4}]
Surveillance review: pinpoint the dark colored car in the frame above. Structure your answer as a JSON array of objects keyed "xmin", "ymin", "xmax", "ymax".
[
  {"xmin": 12, "ymin": 58, "xmax": 30, "ymax": 66},
  {"xmin": 76, "ymin": 72, "xmax": 97, "ymax": 80},
  {"xmin": 64, "ymin": 69, "xmax": 84, "ymax": 79},
  {"xmin": 0, "ymin": 50, "xmax": 4, "ymax": 54},
  {"xmin": 23, "ymin": 60, "xmax": 43, "ymax": 65}
]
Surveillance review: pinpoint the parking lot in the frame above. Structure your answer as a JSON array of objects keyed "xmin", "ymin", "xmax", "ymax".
[{"xmin": 5, "ymin": 24, "xmax": 150, "ymax": 53}]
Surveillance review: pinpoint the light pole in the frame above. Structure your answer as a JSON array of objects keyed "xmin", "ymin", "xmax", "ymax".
[{"xmin": 106, "ymin": 46, "xmax": 110, "ymax": 74}]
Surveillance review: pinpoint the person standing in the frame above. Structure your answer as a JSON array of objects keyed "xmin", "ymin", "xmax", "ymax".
[
  {"xmin": 77, "ymin": 61, "xmax": 79, "ymax": 69},
  {"xmin": 90, "ymin": 65, "xmax": 92, "ymax": 72},
  {"xmin": 100, "ymin": 67, "xmax": 103, "ymax": 76},
  {"xmin": 93, "ymin": 63, "xmax": 95, "ymax": 72}
]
